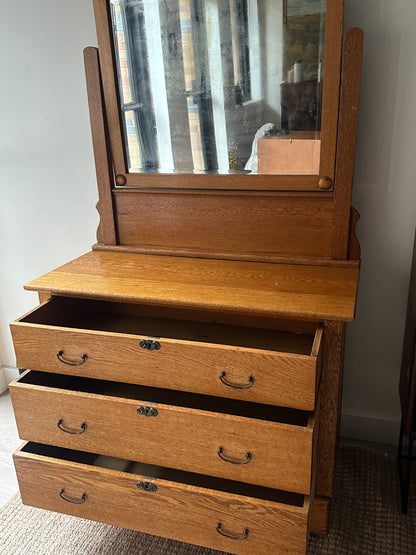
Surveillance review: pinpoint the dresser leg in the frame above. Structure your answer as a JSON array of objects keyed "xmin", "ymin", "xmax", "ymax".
[
  {"xmin": 397, "ymin": 419, "xmax": 404, "ymax": 463},
  {"xmin": 309, "ymin": 495, "xmax": 330, "ymax": 535},
  {"xmin": 402, "ymin": 437, "xmax": 413, "ymax": 514},
  {"xmin": 398, "ymin": 420, "xmax": 414, "ymax": 514}
]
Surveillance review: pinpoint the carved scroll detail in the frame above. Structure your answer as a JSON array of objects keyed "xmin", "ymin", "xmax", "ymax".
[{"xmin": 348, "ymin": 207, "xmax": 361, "ymax": 260}]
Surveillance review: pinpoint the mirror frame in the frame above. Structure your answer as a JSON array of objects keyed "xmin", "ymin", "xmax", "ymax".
[{"xmin": 93, "ymin": 0, "xmax": 344, "ymax": 191}]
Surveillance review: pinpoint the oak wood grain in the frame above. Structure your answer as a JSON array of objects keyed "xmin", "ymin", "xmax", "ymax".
[
  {"xmin": 112, "ymin": 189, "xmax": 336, "ymax": 260},
  {"xmin": 11, "ymin": 306, "xmax": 321, "ymax": 411},
  {"xmin": 84, "ymin": 46, "xmax": 117, "ymax": 245},
  {"xmin": 107, "ymin": 173, "xmax": 326, "ymax": 191},
  {"xmin": 14, "ymin": 296, "xmax": 318, "ymax": 352},
  {"xmin": 315, "ymin": 321, "xmax": 345, "ymax": 498},
  {"xmin": 92, "ymin": 0, "xmax": 127, "ymax": 179},
  {"xmin": 22, "ymin": 251, "xmax": 359, "ymax": 322},
  {"xmin": 332, "ymin": 28, "xmax": 364, "ymax": 259},
  {"xmin": 11, "ymin": 372, "xmax": 314, "ymax": 494},
  {"xmin": 14, "ymin": 445, "xmax": 310, "ymax": 555},
  {"xmin": 93, "ymin": 242, "xmax": 361, "ymax": 268},
  {"xmin": 309, "ymin": 496, "xmax": 330, "ymax": 535},
  {"xmin": 318, "ymin": 0, "xmax": 344, "ymax": 185},
  {"xmin": 307, "ymin": 397, "xmax": 319, "ymax": 537}
]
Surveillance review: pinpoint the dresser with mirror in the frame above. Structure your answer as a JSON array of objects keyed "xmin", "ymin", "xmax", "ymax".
[{"xmin": 9, "ymin": 1, "xmax": 362, "ymax": 553}]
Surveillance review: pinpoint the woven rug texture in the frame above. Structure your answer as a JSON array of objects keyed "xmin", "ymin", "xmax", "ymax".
[{"xmin": 0, "ymin": 445, "xmax": 415, "ymax": 554}]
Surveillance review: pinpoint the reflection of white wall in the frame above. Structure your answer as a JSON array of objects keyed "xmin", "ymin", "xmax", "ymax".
[
  {"xmin": 206, "ymin": 0, "xmax": 229, "ymax": 173},
  {"xmin": 160, "ymin": 0, "xmax": 193, "ymax": 173},
  {"xmin": 259, "ymin": 0, "xmax": 283, "ymax": 125},
  {"xmin": 143, "ymin": 0, "xmax": 174, "ymax": 172},
  {"xmin": 247, "ymin": 0, "xmax": 262, "ymax": 101}
]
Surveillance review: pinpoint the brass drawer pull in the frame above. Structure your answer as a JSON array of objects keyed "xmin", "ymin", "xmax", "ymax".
[
  {"xmin": 57, "ymin": 351, "xmax": 87, "ymax": 366},
  {"xmin": 218, "ymin": 447, "xmax": 252, "ymax": 465},
  {"xmin": 59, "ymin": 489, "xmax": 87, "ymax": 504},
  {"xmin": 137, "ymin": 481, "xmax": 158, "ymax": 492},
  {"xmin": 216, "ymin": 523, "xmax": 249, "ymax": 540},
  {"xmin": 219, "ymin": 372, "xmax": 253, "ymax": 390},
  {"xmin": 57, "ymin": 419, "xmax": 87, "ymax": 434},
  {"xmin": 137, "ymin": 405, "xmax": 158, "ymax": 417},
  {"xmin": 139, "ymin": 339, "xmax": 161, "ymax": 351}
]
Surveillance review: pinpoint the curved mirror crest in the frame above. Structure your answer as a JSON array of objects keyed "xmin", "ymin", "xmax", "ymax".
[{"xmin": 109, "ymin": 0, "xmax": 326, "ymax": 175}]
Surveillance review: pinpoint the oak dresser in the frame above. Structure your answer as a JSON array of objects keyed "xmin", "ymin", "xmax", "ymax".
[{"xmin": 9, "ymin": 1, "xmax": 363, "ymax": 553}]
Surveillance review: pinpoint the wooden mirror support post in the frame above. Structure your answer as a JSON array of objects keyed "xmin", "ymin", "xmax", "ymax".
[{"xmin": 9, "ymin": 10, "xmax": 363, "ymax": 555}]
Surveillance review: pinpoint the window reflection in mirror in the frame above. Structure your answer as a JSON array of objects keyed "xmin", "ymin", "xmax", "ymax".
[{"xmin": 109, "ymin": 0, "xmax": 326, "ymax": 175}]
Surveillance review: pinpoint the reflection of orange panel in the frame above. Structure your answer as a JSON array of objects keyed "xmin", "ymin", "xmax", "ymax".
[{"xmin": 258, "ymin": 132, "xmax": 321, "ymax": 175}]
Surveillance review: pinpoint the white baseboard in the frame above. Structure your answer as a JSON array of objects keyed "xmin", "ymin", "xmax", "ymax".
[
  {"xmin": 0, "ymin": 366, "xmax": 19, "ymax": 394},
  {"xmin": 340, "ymin": 411, "xmax": 400, "ymax": 446},
  {"xmin": 0, "ymin": 368, "xmax": 7, "ymax": 394}
]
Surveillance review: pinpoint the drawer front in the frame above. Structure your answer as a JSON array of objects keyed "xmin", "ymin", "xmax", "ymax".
[
  {"xmin": 14, "ymin": 445, "xmax": 310, "ymax": 555},
  {"xmin": 11, "ymin": 317, "xmax": 321, "ymax": 411},
  {"xmin": 10, "ymin": 374, "xmax": 314, "ymax": 494}
]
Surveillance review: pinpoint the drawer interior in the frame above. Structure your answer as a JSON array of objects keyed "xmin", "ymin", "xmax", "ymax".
[
  {"xmin": 20, "ymin": 296, "xmax": 318, "ymax": 355},
  {"xmin": 18, "ymin": 370, "xmax": 310, "ymax": 426},
  {"xmin": 20, "ymin": 442, "xmax": 306, "ymax": 507}
]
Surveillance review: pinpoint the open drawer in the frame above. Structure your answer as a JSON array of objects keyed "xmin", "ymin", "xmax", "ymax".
[
  {"xmin": 14, "ymin": 442, "xmax": 312, "ymax": 555},
  {"xmin": 10, "ymin": 296, "xmax": 323, "ymax": 411},
  {"xmin": 10, "ymin": 370, "xmax": 316, "ymax": 494}
]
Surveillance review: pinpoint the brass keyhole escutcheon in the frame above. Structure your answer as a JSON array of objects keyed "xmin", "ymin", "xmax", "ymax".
[
  {"xmin": 137, "ymin": 405, "xmax": 158, "ymax": 417},
  {"xmin": 139, "ymin": 339, "xmax": 161, "ymax": 351},
  {"xmin": 137, "ymin": 481, "xmax": 158, "ymax": 492}
]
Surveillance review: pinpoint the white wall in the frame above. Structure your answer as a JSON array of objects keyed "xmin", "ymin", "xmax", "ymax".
[
  {"xmin": 341, "ymin": 0, "xmax": 416, "ymax": 443},
  {"xmin": 1, "ymin": 1, "xmax": 415, "ymax": 444},
  {"xmin": 0, "ymin": 0, "xmax": 98, "ymax": 387}
]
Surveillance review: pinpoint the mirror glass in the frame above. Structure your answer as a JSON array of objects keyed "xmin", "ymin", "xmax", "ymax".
[{"xmin": 109, "ymin": 0, "xmax": 326, "ymax": 175}]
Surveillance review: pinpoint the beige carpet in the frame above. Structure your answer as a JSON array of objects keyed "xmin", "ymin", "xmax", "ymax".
[{"xmin": 0, "ymin": 445, "xmax": 415, "ymax": 554}]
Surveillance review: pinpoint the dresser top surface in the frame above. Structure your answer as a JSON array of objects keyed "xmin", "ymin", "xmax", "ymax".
[{"xmin": 24, "ymin": 251, "xmax": 359, "ymax": 322}]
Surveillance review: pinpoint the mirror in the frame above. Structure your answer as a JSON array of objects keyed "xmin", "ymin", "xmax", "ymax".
[{"xmin": 109, "ymin": 0, "xmax": 326, "ymax": 175}]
